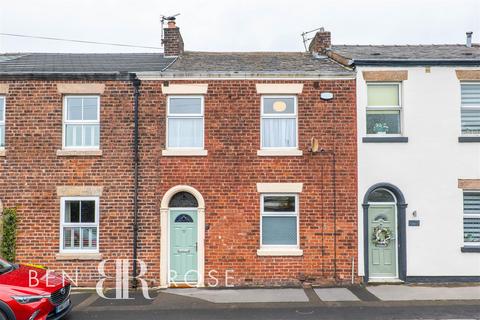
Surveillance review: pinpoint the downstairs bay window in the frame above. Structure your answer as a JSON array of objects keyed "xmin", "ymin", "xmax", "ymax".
[{"xmin": 60, "ymin": 197, "xmax": 99, "ymax": 253}]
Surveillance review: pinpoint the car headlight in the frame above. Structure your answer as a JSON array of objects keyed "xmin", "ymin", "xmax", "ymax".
[{"xmin": 11, "ymin": 295, "xmax": 50, "ymax": 304}]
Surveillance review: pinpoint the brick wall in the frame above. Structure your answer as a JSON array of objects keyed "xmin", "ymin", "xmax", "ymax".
[
  {"xmin": 0, "ymin": 78, "xmax": 357, "ymax": 287},
  {"xmin": 0, "ymin": 80, "xmax": 135, "ymax": 286},
  {"xmin": 138, "ymin": 79, "xmax": 358, "ymax": 287}
]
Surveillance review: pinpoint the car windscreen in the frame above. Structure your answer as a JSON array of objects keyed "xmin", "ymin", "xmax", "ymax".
[{"xmin": 0, "ymin": 259, "xmax": 13, "ymax": 274}]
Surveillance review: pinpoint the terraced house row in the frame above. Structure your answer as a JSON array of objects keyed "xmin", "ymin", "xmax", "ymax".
[{"xmin": 0, "ymin": 20, "xmax": 478, "ymax": 287}]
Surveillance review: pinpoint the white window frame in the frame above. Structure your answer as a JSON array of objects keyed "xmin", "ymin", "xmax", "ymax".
[
  {"xmin": 60, "ymin": 196, "xmax": 100, "ymax": 253},
  {"xmin": 260, "ymin": 95, "xmax": 298, "ymax": 150},
  {"xmin": 260, "ymin": 193, "xmax": 299, "ymax": 249},
  {"xmin": 366, "ymin": 82, "xmax": 403, "ymax": 136},
  {"xmin": 62, "ymin": 95, "xmax": 100, "ymax": 150},
  {"xmin": 460, "ymin": 82, "xmax": 480, "ymax": 137},
  {"xmin": 0, "ymin": 96, "xmax": 5, "ymax": 149},
  {"xmin": 463, "ymin": 191, "xmax": 480, "ymax": 246},
  {"xmin": 166, "ymin": 95, "xmax": 205, "ymax": 150}
]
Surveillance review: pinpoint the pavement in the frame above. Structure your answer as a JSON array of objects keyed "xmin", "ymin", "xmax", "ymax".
[{"xmin": 66, "ymin": 284, "xmax": 480, "ymax": 319}]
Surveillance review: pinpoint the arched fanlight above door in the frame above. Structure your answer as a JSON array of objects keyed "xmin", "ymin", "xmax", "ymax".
[{"xmin": 169, "ymin": 191, "xmax": 199, "ymax": 208}]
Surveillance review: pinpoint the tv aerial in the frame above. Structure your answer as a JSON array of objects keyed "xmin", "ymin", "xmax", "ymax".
[{"xmin": 301, "ymin": 27, "xmax": 324, "ymax": 52}]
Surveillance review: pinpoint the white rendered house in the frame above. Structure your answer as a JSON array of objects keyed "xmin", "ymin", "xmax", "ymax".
[{"xmin": 313, "ymin": 30, "xmax": 480, "ymax": 282}]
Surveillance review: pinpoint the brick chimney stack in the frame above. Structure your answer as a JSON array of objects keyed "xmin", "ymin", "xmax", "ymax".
[
  {"xmin": 308, "ymin": 28, "xmax": 331, "ymax": 54},
  {"xmin": 163, "ymin": 19, "xmax": 184, "ymax": 57}
]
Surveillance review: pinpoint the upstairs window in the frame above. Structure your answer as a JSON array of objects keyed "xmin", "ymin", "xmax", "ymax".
[
  {"xmin": 460, "ymin": 83, "xmax": 480, "ymax": 135},
  {"xmin": 366, "ymin": 83, "xmax": 402, "ymax": 135},
  {"xmin": 63, "ymin": 96, "xmax": 100, "ymax": 149},
  {"xmin": 261, "ymin": 96, "xmax": 297, "ymax": 149},
  {"xmin": 0, "ymin": 97, "xmax": 4, "ymax": 148},
  {"xmin": 261, "ymin": 194, "xmax": 299, "ymax": 247},
  {"xmin": 61, "ymin": 197, "xmax": 99, "ymax": 253},
  {"xmin": 463, "ymin": 192, "xmax": 480, "ymax": 245},
  {"xmin": 167, "ymin": 96, "xmax": 204, "ymax": 149}
]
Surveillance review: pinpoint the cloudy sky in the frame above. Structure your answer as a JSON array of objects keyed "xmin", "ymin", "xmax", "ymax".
[{"xmin": 0, "ymin": 0, "xmax": 479, "ymax": 53}]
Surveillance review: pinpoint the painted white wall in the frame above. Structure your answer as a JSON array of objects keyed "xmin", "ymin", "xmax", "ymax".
[{"xmin": 357, "ymin": 66, "xmax": 480, "ymax": 276}]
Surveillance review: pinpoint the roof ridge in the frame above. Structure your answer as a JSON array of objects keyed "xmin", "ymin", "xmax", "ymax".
[{"xmin": 332, "ymin": 44, "xmax": 480, "ymax": 47}]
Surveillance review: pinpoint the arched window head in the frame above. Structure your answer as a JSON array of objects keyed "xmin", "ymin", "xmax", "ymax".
[
  {"xmin": 368, "ymin": 188, "xmax": 395, "ymax": 203},
  {"xmin": 169, "ymin": 192, "xmax": 198, "ymax": 208}
]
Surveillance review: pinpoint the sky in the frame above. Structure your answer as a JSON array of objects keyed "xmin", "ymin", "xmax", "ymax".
[{"xmin": 0, "ymin": 0, "xmax": 479, "ymax": 53}]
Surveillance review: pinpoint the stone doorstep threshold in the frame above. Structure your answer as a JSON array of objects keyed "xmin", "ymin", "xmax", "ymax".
[{"xmin": 168, "ymin": 283, "xmax": 197, "ymax": 288}]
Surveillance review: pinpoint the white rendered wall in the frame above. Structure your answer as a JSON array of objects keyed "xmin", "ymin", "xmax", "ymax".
[{"xmin": 357, "ymin": 66, "xmax": 480, "ymax": 276}]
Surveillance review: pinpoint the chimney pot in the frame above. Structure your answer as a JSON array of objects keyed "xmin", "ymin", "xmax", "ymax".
[
  {"xmin": 308, "ymin": 28, "xmax": 331, "ymax": 54},
  {"xmin": 466, "ymin": 31, "xmax": 473, "ymax": 48}
]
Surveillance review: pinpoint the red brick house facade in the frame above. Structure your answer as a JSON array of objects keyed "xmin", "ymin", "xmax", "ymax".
[{"xmin": 0, "ymin": 23, "xmax": 358, "ymax": 287}]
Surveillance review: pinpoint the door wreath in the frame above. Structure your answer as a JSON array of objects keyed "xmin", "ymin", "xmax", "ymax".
[{"xmin": 372, "ymin": 226, "xmax": 393, "ymax": 246}]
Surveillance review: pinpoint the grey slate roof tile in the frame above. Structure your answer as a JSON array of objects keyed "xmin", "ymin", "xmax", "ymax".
[
  {"xmin": 0, "ymin": 51, "xmax": 352, "ymax": 76},
  {"xmin": 331, "ymin": 44, "xmax": 480, "ymax": 62},
  {"xmin": 0, "ymin": 53, "xmax": 175, "ymax": 73},
  {"xmin": 166, "ymin": 51, "xmax": 352, "ymax": 75}
]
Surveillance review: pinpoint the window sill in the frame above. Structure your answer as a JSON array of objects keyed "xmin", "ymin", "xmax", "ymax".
[
  {"xmin": 55, "ymin": 252, "xmax": 103, "ymax": 260},
  {"xmin": 0, "ymin": 149, "xmax": 5, "ymax": 157},
  {"xmin": 57, "ymin": 149, "xmax": 103, "ymax": 156},
  {"xmin": 256, "ymin": 248, "xmax": 303, "ymax": 256},
  {"xmin": 257, "ymin": 149, "xmax": 303, "ymax": 157},
  {"xmin": 362, "ymin": 137, "xmax": 408, "ymax": 143},
  {"xmin": 458, "ymin": 136, "xmax": 480, "ymax": 143},
  {"xmin": 162, "ymin": 149, "xmax": 208, "ymax": 157},
  {"xmin": 461, "ymin": 246, "xmax": 480, "ymax": 253}
]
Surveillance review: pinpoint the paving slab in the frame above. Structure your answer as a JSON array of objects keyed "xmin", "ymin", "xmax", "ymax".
[
  {"xmin": 367, "ymin": 285, "xmax": 480, "ymax": 301},
  {"xmin": 165, "ymin": 288, "xmax": 309, "ymax": 303},
  {"xmin": 314, "ymin": 288, "xmax": 360, "ymax": 301}
]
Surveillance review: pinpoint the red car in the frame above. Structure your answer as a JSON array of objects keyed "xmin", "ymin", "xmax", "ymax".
[{"xmin": 0, "ymin": 258, "xmax": 71, "ymax": 320}]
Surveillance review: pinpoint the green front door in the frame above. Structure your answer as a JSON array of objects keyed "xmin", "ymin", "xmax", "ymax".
[
  {"xmin": 170, "ymin": 210, "xmax": 198, "ymax": 283},
  {"xmin": 368, "ymin": 204, "xmax": 397, "ymax": 279}
]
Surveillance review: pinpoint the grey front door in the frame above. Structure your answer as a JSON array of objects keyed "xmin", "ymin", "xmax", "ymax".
[{"xmin": 368, "ymin": 204, "xmax": 397, "ymax": 278}]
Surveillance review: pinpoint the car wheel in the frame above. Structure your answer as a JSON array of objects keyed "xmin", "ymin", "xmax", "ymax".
[{"xmin": 0, "ymin": 311, "xmax": 7, "ymax": 320}]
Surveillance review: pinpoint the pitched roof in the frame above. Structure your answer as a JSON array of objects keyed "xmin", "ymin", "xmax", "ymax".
[
  {"xmin": 331, "ymin": 44, "xmax": 480, "ymax": 65},
  {"xmin": 0, "ymin": 51, "xmax": 353, "ymax": 78},
  {"xmin": 0, "ymin": 53, "xmax": 175, "ymax": 74},
  {"xmin": 161, "ymin": 51, "xmax": 352, "ymax": 77}
]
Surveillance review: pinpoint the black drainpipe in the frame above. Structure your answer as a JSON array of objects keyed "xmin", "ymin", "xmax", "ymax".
[{"xmin": 131, "ymin": 75, "xmax": 141, "ymax": 288}]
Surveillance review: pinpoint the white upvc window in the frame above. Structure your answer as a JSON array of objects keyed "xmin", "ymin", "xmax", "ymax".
[
  {"xmin": 260, "ymin": 194, "xmax": 299, "ymax": 248},
  {"xmin": 261, "ymin": 96, "xmax": 298, "ymax": 149},
  {"xmin": 460, "ymin": 83, "xmax": 480, "ymax": 135},
  {"xmin": 366, "ymin": 83, "xmax": 402, "ymax": 135},
  {"xmin": 463, "ymin": 192, "xmax": 480, "ymax": 246},
  {"xmin": 60, "ymin": 197, "xmax": 99, "ymax": 253},
  {"xmin": 0, "ymin": 96, "xmax": 5, "ymax": 148},
  {"xmin": 63, "ymin": 96, "xmax": 100, "ymax": 149},
  {"xmin": 167, "ymin": 96, "xmax": 204, "ymax": 149}
]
